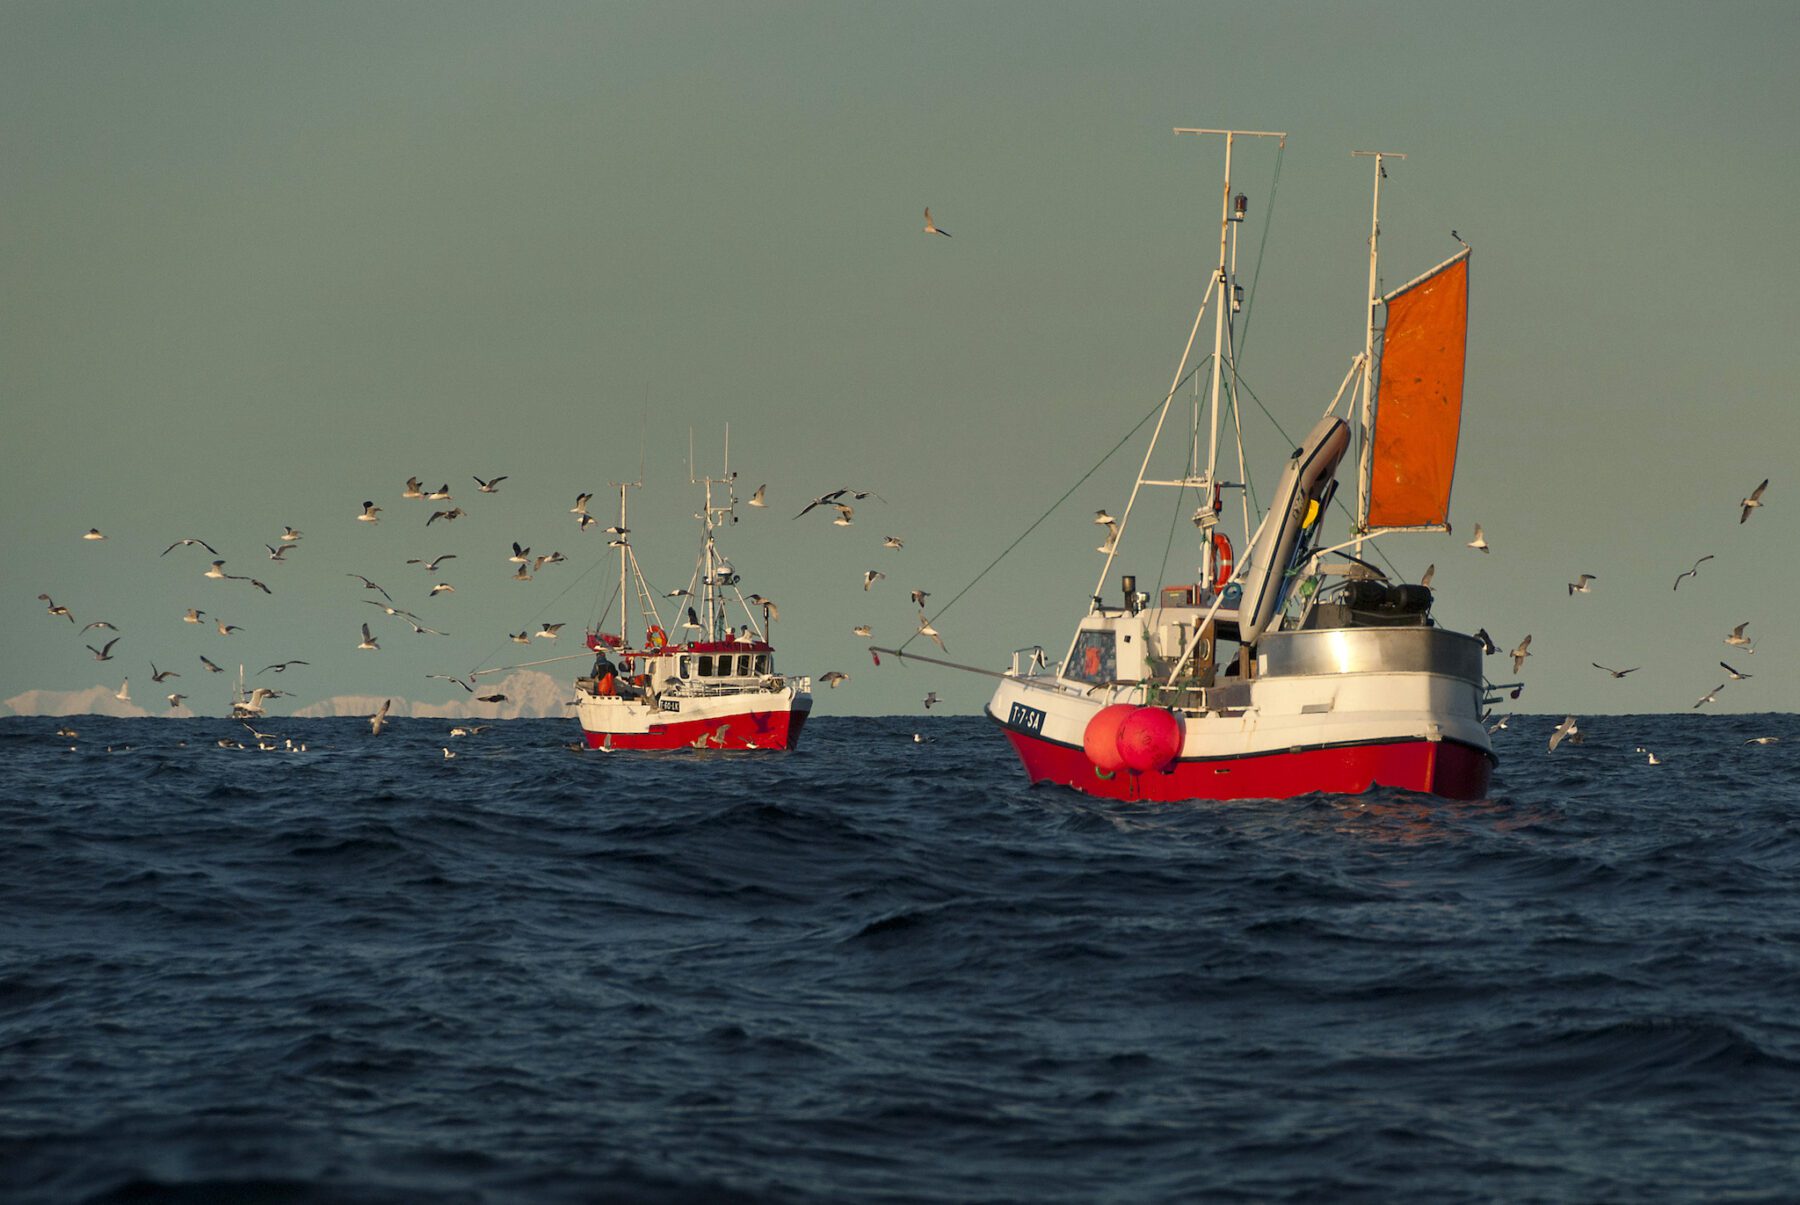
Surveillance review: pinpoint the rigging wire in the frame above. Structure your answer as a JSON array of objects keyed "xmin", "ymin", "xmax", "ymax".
[{"xmin": 894, "ymin": 378, "xmax": 1200, "ymax": 654}]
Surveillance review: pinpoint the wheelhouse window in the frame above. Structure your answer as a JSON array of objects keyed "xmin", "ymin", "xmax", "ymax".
[
  {"xmin": 1068, "ymin": 629, "xmax": 1117, "ymax": 685},
  {"xmin": 755, "ymin": 654, "xmax": 769, "ymax": 674},
  {"xmin": 737, "ymin": 654, "xmax": 752, "ymax": 676},
  {"xmin": 696, "ymin": 655, "xmax": 713, "ymax": 676},
  {"xmin": 679, "ymin": 656, "xmax": 691, "ymax": 679}
]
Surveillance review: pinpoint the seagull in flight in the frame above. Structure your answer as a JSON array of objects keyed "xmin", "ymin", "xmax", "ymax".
[
  {"xmin": 280, "ymin": 527, "xmax": 303, "ymax": 542},
  {"xmin": 114, "ymin": 680, "xmax": 130, "ymax": 702},
  {"xmin": 38, "ymin": 594, "xmax": 74, "ymax": 622},
  {"xmin": 923, "ymin": 691, "xmax": 939, "ymax": 710},
  {"xmin": 477, "ymin": 693, "xmax": 507, "ymax": 704},
  {"xmin": 258, "ymin": 660, "xmax": 310, "ymax": 675},
  {"xmin": 216, "ymin": 620, "xmax": 242, "ymax": 636},
  {"xmin": 87, "ymin": 637, "xmax": 120, "ymax": 661},
  {"xmin": 1472, "ymin": 628, "xmax": 1496, "ymax": 655},
  {"xmin": 831, "ymin": 504, "xmax": 854, "ymax": 527},
  {"xmin": 358, "ymin": 624, "xmax": 379, "ymax": 651},
  {"xmin": 347, "ymin": 574, "xmax": 393, "ymax": 602},
  {"xmin": 1694, "ymin": 683, "xmax": 1727, "ymax": 709},
  {"xmin": 1420, "ymin": 564, "xmax": 1436, "ymax": 588},
  {"xmin": 1467, "ymin": 523, "xmax": 1489, "ymax": 553},
  {"xmin": 264, "ymin": 544, "xmax": 294, "ymax": 562},
  {"xmin": 430, "ymin": 583, "xmax": 455, "ymax": 596},
  {"xmin": 1720, "ymin": 661, "xmax": 1753, "ymax": 680},
  {"xmin": 429, "ymin": 674, "xmax": 476, "ymax": 693},
  {"xmin": 509, "ymin": 542, "xmax": 531, "ymax": 564},
  {"xmin": 1744, "ymin": 736, "xmax": 1781, "ymax": 746},
  {"xmin": 83, "ymin": 528, "xmax": 106, "ymax": 540},
  {"xmin": 852, "ymin": 624, "xmax": 873, "ymax": 637},
  {"xmin": 820, "ymin": 671, "xmax": 849, "ymax": 688},
  {"xmin": 1548, "ymin": 715, "xmax": 1579, "ymax": 752},
  {"xmin": 358, "ymin": 501, "xmax": 382, "ymax": 524},
  {"xmin": 1591, "ymin": 663, "xmax": 1638, "ymax": 678},
  {"xmin": 407, "ymin": 554, "xmax": 457, "ymax": 572},
  {"xmin": 510, "ymin": 631, "xmax": 532, "ymax": 644},
  {"xmin": 199, "ymin": 655, "xmax": 223, "ymax": 673},
  {"xmin": 80, "ymin": 621, "xmax": 117, "ymax": 634},
  {"xmin": 748, "ymin": 484, "xmax": 768, "ymax": 508},
  {"xmin": 910, "ymin": 588, "xmax": 930, "ymax": 608},
  {"xmin": 1568, "ymin": 574, "xmax": 1597, "ymax": 596},
  {"xmin": 1094, "ymin": 510, "xmax": 1117, "ymax": 528},
  {"xmin": 923, "ymin": 207, "xmax": 950, "ymax": 237},
  {"xmin": 537, "ymin": 623, "xmax": 565, "ymax": 639},
  {"xmin": 166, "ymin": 694, "xmax": 187, "ymax": 710},
  {"xmin": 369, "ymin": 699, "xmax": 391, "ymax": 735},
  {"xmin": 161, "ymin": 538, "xmax": 218, "ymax": 557},
  {"xmin": 1673, "ymin": 555, "xmax": 1714, "ymax": 590},
  {"xmin": 795, "ymin": 489, "xmax": 849, "ymax": 519},
  {"xmin": 474, "ymin": 475, "xmax": 508, "ymax": 493},
  {"xmin": 917, "ymin": 615, "xmax": 947, "ymax": 652},
  {"xmin": 1725, "ymin": 621, "xmax": 1754, "ymax": 652},
  {"xmin": 183, "ymin": 608, "xmax": 206, "ymax": 624},
  {"xmin": 863, "ymin": 569, "xmax": 885, "ymax": 591},
  {"xmin": 151, "ymin": 663, "xmax": 179, "ymax": 683},
  {"xmin": 1740, "ymin": 478, "xmax": 1768, "ymax": 523},
  {"xmin": 427, "ymin": 507, "xmax": 466, "ymax": 525},
  {"xmin": 882, "ymin": 536, "xmax": 904, "ymax": 550},
  {"xmin": 1510, "ymin": 634, "xmax": 1532, "ymax": 673},
  {"xmin": 571, "ymin": 492, "xmax": 592, "ymax": 516},
  {"xmin": 403, "ymin": 477, "xmax": 424, "ymax": 499}
]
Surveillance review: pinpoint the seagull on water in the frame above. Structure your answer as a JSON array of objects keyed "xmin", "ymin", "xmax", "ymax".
[
  {"xmin": 1568, "ymin": 574, "xmax": 1597, "ymax": 596},
  {"xmin": 1511, "ymin": 634, "xmax": 1532, "ymax": 673},
  {"xmin": 442, "ymin": 747, "xmax": 456, "ymax": 759},
  {"xmin": 1467, "ymin": 523, "xmax": 1489, "ymax": 553},
  {"xmin": 1591, "ymin": 663, "xmax": 1638, "ymax": 678},
  {"xmin": 923, "ymin": 207, "xmax": 950, "ymax": 237},
  {"xmin": 38, "ymin": 595, "xmax": 73, "ymax": 622},
  {"xmin": 1548, "ymin": 715, "xmax": 1579, "ymax": 752},
  {"xmin": 1740, "ymin": 478, "xmax": 1768, "ymax": 524}
]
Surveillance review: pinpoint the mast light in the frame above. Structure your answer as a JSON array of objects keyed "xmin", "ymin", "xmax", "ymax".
[{"xmin": 1231, "ymin": 193, "xmax": 1249, "ymax": 222}]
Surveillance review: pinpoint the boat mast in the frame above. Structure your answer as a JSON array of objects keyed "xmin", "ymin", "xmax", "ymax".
[
  {"xmin": 1351, "ymin": 149, "xmax": 1404, "ymax": 555},
  {"xmin": 614, "ymin": 481, "xmax": 635, "ymax": 646}
]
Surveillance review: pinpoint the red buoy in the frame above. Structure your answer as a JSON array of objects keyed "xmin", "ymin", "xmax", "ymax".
[
  {"xmin": 1117, "ymin": 707, "xmax": 1182, "ymax": 773},
  {"xmin": 1082, "ymin": 703, "xmax": 1138, "ymax": 773}
]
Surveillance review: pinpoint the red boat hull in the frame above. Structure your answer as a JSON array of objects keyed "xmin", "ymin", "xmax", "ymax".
[
  {"xmin": 582, "ymin": 705, "xmax": 808, "ymax": 751},
  {"xmin": 1000, "ymin": 724, "xmax": 1493, "ymax": 802}
]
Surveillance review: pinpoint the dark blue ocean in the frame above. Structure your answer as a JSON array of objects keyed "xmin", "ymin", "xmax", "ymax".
[{"xmin": 4, "ymin": 714, "xmax": 1799, "ymax": 1203}]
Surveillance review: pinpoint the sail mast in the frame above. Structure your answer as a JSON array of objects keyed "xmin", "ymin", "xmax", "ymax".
[{"xmin": 1351, "ymin": 149, "xmax": 1404, "ymax": 554}]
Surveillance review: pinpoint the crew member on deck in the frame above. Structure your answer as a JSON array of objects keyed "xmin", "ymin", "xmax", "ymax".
[{"xmin": 592, "ymin": 650, "xmax": 617, "ymax": 695}]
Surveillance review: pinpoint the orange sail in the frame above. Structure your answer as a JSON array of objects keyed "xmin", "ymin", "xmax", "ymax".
[{"xmin": 1366, "ymin": 250, "xmax": 1470, "ymax": 529}]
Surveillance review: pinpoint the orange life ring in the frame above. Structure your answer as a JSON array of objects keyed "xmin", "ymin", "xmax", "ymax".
[
  {"xmin": 1211, "ymin": 533, "xmax": 1235, "ymax": 592},
  {"xmin": 645, "ymin": 625, "xmax": 668, "ymax": 650}
]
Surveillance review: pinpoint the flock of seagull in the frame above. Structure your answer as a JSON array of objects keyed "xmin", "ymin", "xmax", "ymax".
[
  {"xmin": 1464, "ymin": 477, "xmax": 1779, "ymax": 761},
  {"xmin": 36, "ymin": 465, "xmax": 965, "ymax": 741}
]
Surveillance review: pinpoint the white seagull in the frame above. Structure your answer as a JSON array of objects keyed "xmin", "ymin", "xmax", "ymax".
[
  {"xmin": 358, "ymin": 624, "xmax": 379, "ymax": 651},
  {"xmin": 83, "ymin": 528, "xmax": 106, "ymax": 540},
  {"xmin": 1693, "ymin": 683, "xmax": 1727, "ymax": 709},
  {"xmin": 1724, "ymin": 622, "xmax": 1754, "ymax": 652},
  {"xmin": 1548, "ymin": 715, "xmax": 1579, "ymax": 752},
  {"xmin": 1510, "ymin": 634, "xmax": 1532, "ymax": 674},
  {"xmin": 1467, "ymin": 523, "xmax": 1489, "ymax": 553},
  {"xmin": 1568, "ymin": 574, "xmax": 1597, "ymax": 595},
  {"xmin": 358, "ymin": 501, "xmax": 382, "ymax": 523},
  {"xmin": 820, "ymin": 671, "xmax": 849, "ymax": 688},
  {"xmin": 863, "ymin": 570, "xmax": 885, "ymax": 591},
  {"xmin": 1673, "ymin": 554, "xmax": 1714, "ymax": 590},
  {"xmin": 923, "ymin": 207, "xmax": 951, "ymax": 237},
  {"xmin": 369, "ymin": 699, "xmax": 391, "ymax": 735},
  {"xmin": 1740, "ymin": 478, "xmax": 1768, "ymax": 524},
  {"xmin": 748, "ymin": 484, "xmax": 767, "ymax": 507}
]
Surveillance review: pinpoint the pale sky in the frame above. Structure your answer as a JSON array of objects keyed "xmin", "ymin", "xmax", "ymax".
[{"xmin": 5, "ymin": 1, "xmax": 1798, "ymax": 718}]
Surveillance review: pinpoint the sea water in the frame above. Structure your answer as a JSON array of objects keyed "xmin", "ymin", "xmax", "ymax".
[{"xmin": 3, "ymin": 714, "xmax": 1799, "ymax": 1202}]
